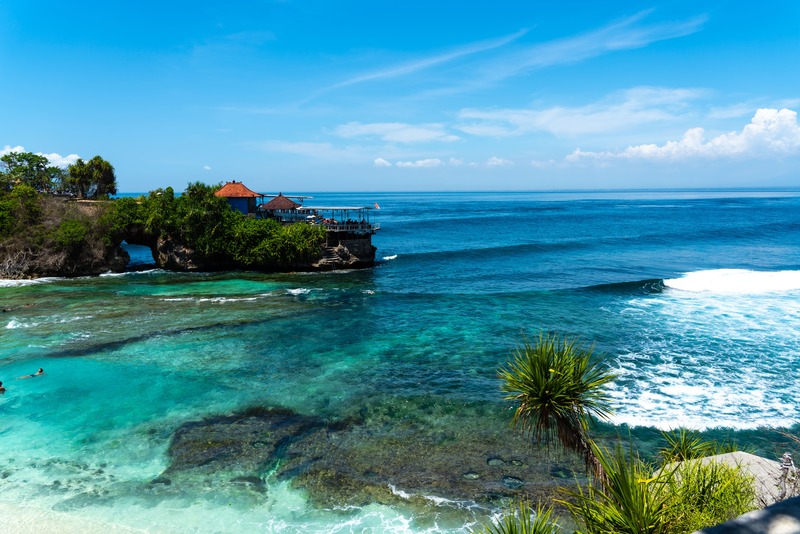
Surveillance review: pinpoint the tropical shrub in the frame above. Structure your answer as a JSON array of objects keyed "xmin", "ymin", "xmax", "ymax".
[
  {"xmin": 561, "ymin": 441, "xmax": 673, "ymax": 534},
  {"xmin": 661, "ymin": 459, "xmax": 756, "ymax": 533},
  {"xmin": 52, "ymin": 219, "xmax": 89, "ymax": 249},
  {"xmin": 471, "ymin": 499, "xmax": 561, "ymax": 534},
  {"xmin": 499, "ymin": 332, "xmax": 616, "ymax": 478}
]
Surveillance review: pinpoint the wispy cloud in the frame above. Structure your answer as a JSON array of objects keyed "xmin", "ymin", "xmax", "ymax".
[
  {"xmin": 457, "ymin": 86, "xmax": 706, "ymax": 137},
  {"xmin": 480, "ymin": 10, "xmax": 706, "ymax": 83},
  {"xmin": 302, "ymin": 29, "xmax": 528, "ymax": 103},
  {"xmin": 396, "ymin": 158, "xmax": 444, "ymax": 168},
  {"xmin": 486, "ymin": 156, "xmax": 513, "ymax": 167},
  {"xmin": 566, "ymin": 108, "xmax": 800, "ymax": 161},
  {"xmin": 334, "ymin": 122, "xmax": 459, "ymax": 143},
  {"xmin": 257, "ymin": 140, "xmax": 371, "ymax": 162}
]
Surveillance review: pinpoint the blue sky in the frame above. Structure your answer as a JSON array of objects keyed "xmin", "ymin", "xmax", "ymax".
[{"xmin": 1, "ymin": 1, "xmax": 799, "ymax": 192}]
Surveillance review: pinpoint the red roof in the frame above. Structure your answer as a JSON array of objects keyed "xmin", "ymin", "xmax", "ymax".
[
  {"xmin": 261, "ymin": 193, "xmax": 300, "ymax": 210},
  {"xmin": 214, "ymin": 181, "xmax": 260, "ymax": 198}
]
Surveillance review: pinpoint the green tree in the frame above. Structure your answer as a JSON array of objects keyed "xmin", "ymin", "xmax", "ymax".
[
  {"xmin": 498, "ymin": 332, "xmax": 616, "ymax": 479},
  {"xmin": 0, "ymin": 151, "xmax": 63, "ymax": 192},
  {"xmin": 67, "ymin": 155, "xmax": 117, "ymax": 199}
]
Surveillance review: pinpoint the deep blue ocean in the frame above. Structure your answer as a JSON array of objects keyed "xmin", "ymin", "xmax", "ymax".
[{"xmin": 2, "ymin": 190, "xmax": 800, "ymax": 532}]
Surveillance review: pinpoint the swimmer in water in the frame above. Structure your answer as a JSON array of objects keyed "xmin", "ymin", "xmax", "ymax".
[
  {"xmin": 18, "ymin": 368, "xmax": 44, "ymax": 379},
  {"xmin": 0, "ymin": 381, "xmax": 6, "ymax": 393}
]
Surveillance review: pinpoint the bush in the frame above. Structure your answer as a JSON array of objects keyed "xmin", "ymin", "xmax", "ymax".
[
  {"xmin": 662, "ymin": 459, "xmax": 756, "ymax": 533},
  {"xmin": 53, "ymin": 219, "xmax": 89, "ymax": 249},
  {"xmin": 471, "ymin": 499, "xmax": 561, "ymax": 534},
  {"xmin": 561, "ymin": 441, "xmax": 672, "ymax": 534}
]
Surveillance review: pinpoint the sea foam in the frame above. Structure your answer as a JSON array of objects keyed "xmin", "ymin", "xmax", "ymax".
[
  {"xmin": 664, "ymin": 269, "xmax": 800, "ymax": 294},
  {"xmin": 608, "ymin": 269, "xmax": 800, "ymax": 430}
]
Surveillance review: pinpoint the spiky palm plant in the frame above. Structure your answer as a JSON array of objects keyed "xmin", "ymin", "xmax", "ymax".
[
  {"xmin": 471, "ymin": 499, "xmax": 561, "ymax": 534},
  {"xmin": 499, "ymin": 332, "xmax": 616, "ymax": 478},
  {"xmin": 561, "ymin": 441, "xmax": 673, "ymax": 534},
  {"xmin": 659, "ymin": 428, "xmax": 714, "ymax": 463}
]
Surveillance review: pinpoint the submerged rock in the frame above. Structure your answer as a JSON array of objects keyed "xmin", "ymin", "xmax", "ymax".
[{"xmin": 160, "ymin": 399, "xmax": 582, "ymax": 514}]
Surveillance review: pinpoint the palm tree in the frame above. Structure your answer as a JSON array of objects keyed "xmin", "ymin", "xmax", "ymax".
[{"xmin": 498, "ymin": 332, "xmax": 616, "ymax": 478}]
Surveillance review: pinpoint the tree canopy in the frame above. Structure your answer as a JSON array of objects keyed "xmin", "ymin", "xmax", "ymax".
[
  {"xmin": 0, "ymin": 151, "xmax": 66, "ymax": 193},
  {"xmin": 67, "ymin": 155, "xmax": 117, "ymax": 199}
]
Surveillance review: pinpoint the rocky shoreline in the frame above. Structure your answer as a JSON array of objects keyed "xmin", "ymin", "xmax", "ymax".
[
  {"xmin": 0, "ymin": 233, "xmax": 375, "ymax": 279},
  {"xmin": 149, "ymin": 402, "xmax": 584, "ymax": 520}
]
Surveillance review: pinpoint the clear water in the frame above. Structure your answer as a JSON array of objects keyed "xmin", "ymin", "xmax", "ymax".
[{"xmin": 2, "ymin": 190, "xmax": 800, "ymax": 532}]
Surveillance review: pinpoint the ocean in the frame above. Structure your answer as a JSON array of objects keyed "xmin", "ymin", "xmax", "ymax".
[{"xmin": 2, "ymin": 190, "xmax": 800, "ymax": 532}]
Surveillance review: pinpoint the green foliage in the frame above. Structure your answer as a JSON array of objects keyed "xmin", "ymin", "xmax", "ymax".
[
  {"xmin": 661, "ymin": 459, "xmax": 756, "ymax": 533},
  {"xmin": 67, "ymin": 156, "xmax": 117, "ymax": 199},
  {"xmin": 143, "ymin": 187, "xmax": 178, "ymax": 236},
  {"xmin": 52, "ymin": 219, "xmax": 89, "ymax": 249},
  {"xmin": 172, "ymin": 182, "xmax": 236, "ymax": 256},
  {"xmin": 1, "ymin": 179, "xmax": 327, "ymax": 274},
  {"xmin": 659, "ymin": 428, "xmax": 745, "ymax": 464},
  {"xmin": 561, "ymin": 441, "xmax": 673, "ymax": 534},
  {"xmin": 0, "ymin": 151, "xmax": 64, "ymax": 193},
  {"xmin": 471, "ymin": 500, "xmax": 561, "ymax": 534},
  {"xmin": 659, "ymin": 428, "xmax": 715, "ymax": 463},
  {"xmin": 0, "ymin": 184, "xmax": 43, "ymax": 237},
  {"xmin": 499, "ymin": 332, "xmax": 616, "ymax": 475},
  {"xmin": 103, "ymin": 196, "xmax": 145, "ymax": 234},
  {"xmin": 103, "ymin": 182, "xmax": 326, "ymax": 270}
]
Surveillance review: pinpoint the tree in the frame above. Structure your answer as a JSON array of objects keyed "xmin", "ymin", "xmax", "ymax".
[
  {"xmin": 67, "ymin": 155, "xmax": 117, "ymax": 199},
  {"xmin": 0, "ymin": 151, "xmax": 64, "ymax": 193},
  {"xmin": 498, "ymin": 332, "xmax": 616, "ymax": 479}
]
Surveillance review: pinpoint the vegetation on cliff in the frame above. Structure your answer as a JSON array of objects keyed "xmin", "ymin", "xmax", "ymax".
[
  {"xmin": 109, "ymin": 182, "xmax": 326, "ymax": 270},
  {"xmin": 473, "ymin": 333, "xmax": 759, "ymax": 534},
  {"xmin": 0, "ymin": 152, "xmax": 327, "ymax": 277}
]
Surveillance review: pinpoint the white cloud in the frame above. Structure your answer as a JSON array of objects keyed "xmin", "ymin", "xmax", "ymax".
[
  {"xmin": 1, "ymin": 145, "xmax": 80, "ymax": 167},
  {"xmin": 257, "ymin": 140, "xmax": 370, "ymax": 162},
  {"xmin": 334, "ymin": 122, "xmax": 459, "ymax": 143},
  {"xmin": 457, "ymin": 86, "xmax": 705, "ymax": 137},
  {"xmin": 203, "ymin": 165, "xmax": 212, "ymax": 171},
  {"xmin": 396, "ymin": 158, "xmax": 443, "ymax": 168},
  {"xmin": 567, "ymin": 108, "xmax": 800, "ymax": 161},
  {"xmin": 304, "ymin": 29, "xmax": 528, "ymax": 102},
  {"xmin": 482, "ymin": 11, "xmax": 706, "ymax": 83},
  {"xmin": 374, "ymin": 157, "xmax": 392, "ymax": 167},
  {"xmin": 486, "ymin": 156, "xmax": 513, "ymax": 167},
  {"xmin": 1, "ymin": 145, "xmax": 25, "ymax": 156},
  {"xmin": 448, "ymin": 157, "xmax": 464, "ymax": 166}
]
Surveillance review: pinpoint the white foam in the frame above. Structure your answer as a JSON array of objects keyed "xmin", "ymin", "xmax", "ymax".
[
  {"xmin": 99, "ymin": 269, "xmax": 162, "ymax": 277},
  {"xmin": 286, "ymin": 288, "xmax": 312, "ymax": 295},
  {"xmin": 664, "ymin": 269, "xmax": 800, "ymax": 294},
  {"xmin": 0, "ymin": 277, "xmax": 62, "ymax": 288},
  {"xmin": 607, "ymin": 279, "xmax": 800, "ymax": 430},
  {"xmin": 383, "ymin": 254, "xmax": 398, "ymax": 260}
]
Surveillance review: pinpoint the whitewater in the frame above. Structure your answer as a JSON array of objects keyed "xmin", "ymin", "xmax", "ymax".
[{"xmin": 1, "ymin": 190, "xmax": 799, "ymax": 532}]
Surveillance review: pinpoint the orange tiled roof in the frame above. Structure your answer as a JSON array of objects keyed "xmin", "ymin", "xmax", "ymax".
[
  {"xmin": 262, "ymin": 193, "xmax": 300, "ymax": 210},
  {"xmin": 214, "ymin": 181, "xmax": 260, "ymax": 198}
]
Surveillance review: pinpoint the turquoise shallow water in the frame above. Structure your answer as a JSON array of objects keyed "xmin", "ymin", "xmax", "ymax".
[{"xmin": 2, "ymin": 190, "xmax": 800, "ymax": 532}]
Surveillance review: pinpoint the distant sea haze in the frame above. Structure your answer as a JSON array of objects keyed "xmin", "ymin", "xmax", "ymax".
[{"xmin": 2, "ymin": 190, "xmax": 800, "ymax": 532}]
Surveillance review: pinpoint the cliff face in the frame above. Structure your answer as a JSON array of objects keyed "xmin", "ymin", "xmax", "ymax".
[
  {"xmin": 0, "ymin": 214, "xmax": 376, "ymax": 278},
  {"xmin": 0, "ymin": 241, "xmax": 129, "ymax": 279}
]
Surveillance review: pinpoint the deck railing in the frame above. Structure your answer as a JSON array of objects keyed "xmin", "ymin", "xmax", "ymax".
[{"xmin": 321, "ymin": 222, "xmax": 379, "ymax": 233}]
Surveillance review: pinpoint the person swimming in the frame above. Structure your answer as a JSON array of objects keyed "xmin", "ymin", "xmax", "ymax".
[
  {"xmin": 18, "ymin": 368, "xmax": 44, "ymax": 379},
  {"xmin": 0, "ymin": 381, "xmax": 6, "ymax": 393}
]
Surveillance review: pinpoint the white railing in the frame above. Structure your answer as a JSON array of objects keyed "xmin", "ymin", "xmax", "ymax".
[{"xmin": 321, "ymin": 222, "xmax": 379, "ymax": 233}]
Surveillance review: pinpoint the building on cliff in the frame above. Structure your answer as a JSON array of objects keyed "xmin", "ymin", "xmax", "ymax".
[
  {"xmin": 214, "ymin": 181, "xmax": 262, "ymax": 214},
  {"xmin": 216, "ymin": 182, "xmax": 379, "ymax": 269}
]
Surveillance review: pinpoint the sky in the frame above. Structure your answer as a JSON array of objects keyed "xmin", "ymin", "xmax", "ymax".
[{"xmin": 1, "ymin": 0, "xmax": 799, "ymax": 192}]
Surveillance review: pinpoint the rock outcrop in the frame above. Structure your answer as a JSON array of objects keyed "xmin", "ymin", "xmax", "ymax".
[{"xmin": 156, "ymin": 402, "xmax": 577, "ymax": 516}]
